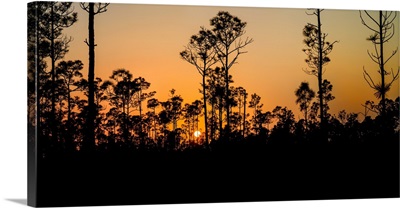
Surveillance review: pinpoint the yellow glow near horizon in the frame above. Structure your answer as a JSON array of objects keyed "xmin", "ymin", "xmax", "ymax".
[
  {"xmin": 194, "ymin": 131, "xmax": 201, "ymax": 138},
  {"xmin": 61, "ymin": 3, "xmax": 399, "ymax": 126}
]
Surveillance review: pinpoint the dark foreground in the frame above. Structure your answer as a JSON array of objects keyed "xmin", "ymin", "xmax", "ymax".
[{"xmin": 36, "ymin": 141, "xmax": 399, "ymax": 207}]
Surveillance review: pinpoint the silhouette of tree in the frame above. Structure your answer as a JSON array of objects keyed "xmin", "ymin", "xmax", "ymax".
[
  {"xmin": 160, "ymin": 89, "xmax": 184, "ymax": 131},
  {"xmin": 28, "ymin": 2, "xmax": 49, "ymax": 157},
  {"xmin": 361, "ymin": 97, "xmax": 399, "ymax": 141},
  {"xmin": 36, "ymin": 2, "xmax": 78, "ymax": 149},
  {"xmin": 104, "ymin": 107, "xmax": 120, "ymax": 148},
  {"xmin": 302, "ymin": 9, "xmax": 338, "ymax": 138},
  {"xmin": 249, "ymin": 93, "xmax": 262, "ymax": 134},
  {"xmin": 249, "ymin": 93, "xmax": 262, "ymax": 113},
  {"xmin": 181, "ymin": 28, "xmax": 218, "ymax": 148},
  {"xmin": 182, "ymin": 100, "xmax": 203, "ymax": 145},
  {"xmin": 28, "ymin": 3, "xmax": 50, "ymax": 143},
  {"xmin": 134, "ymin": 77, "xmax": 156, "ymax": 146},
  {"xmin": 308, "ymin": 102, "xmax": 320, "ymax": 127},
  {"xmin": 56, "ymin": 60, "xmax": 84, "ymax": 124},
  {"xmin": 158, "ymin": 89, "xmax": 184, "ymax": 149},
  {"xmin": 205, "ymin": 67, "xmax": 233, "ymax": 139},
  {"xmin": 248, "ymin": 93, "xmax": 271, "ymax": 136},
  {"xmin": 147, "ymin": 98, "xmax": 160, "ymax": 140},
  {"xmin": 320, "ymin": 79, "xmax": 335, "ymax": 119},
  {"xmin": 295, "ymin": 82, "xmax": 315, "ymax": 130},
  {"xmin": 270, "ymin": 106, "xmax": 296, "ymax": 145},
  {"xmin": 210, "ymin": 11, "xmax": 253, "ymax": 135},
  {"xmin": 92, "ymin": 78, "xmax": 109, "ymax": 147},
  {"xmin": 359, "ymin": 10, "xmax": 399, "ymax": 116},
  {"xmin": 103, "ymin": 69, "xmax": 140, "ymax": 143},
  {"xmin": 235, "ymin": 87, "xmax": 247, "ymax": 138},
  {"xmin": 335, "ymin": 110, "xmax": 361, "ymax": 144},
  {"xmin": 80, "ymin": 2, "xmax": 110, "ymax": 152}
]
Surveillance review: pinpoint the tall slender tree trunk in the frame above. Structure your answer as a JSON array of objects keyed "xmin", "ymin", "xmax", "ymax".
[
  {"xmin": 225, "ymin": 49, "xmax": 230, "ymax": 136},
  {"xmin": 243, "ymin": 93, "xmax": 246, "ymax": 138},
  {"xmin": 125, "ymin": 95, "xmax": 129, "ymax": 142},
  {"xmin": 50, "ymin": 4, "xmax": 57, "ymax": 144},
  {"xmin": 86, "ymin": 3, "xmax": 95, "ymax": 151},
  {"xmin": 67, "ymin": 92, "xmax": 71, "ymax": 124},
  {"xmin": 202, "ymin": 74, "xmax": 209, "ymax": 148},
  {"xmin": 139, "ymin": 85, "xmax": 144, "ymax": 147},
  {"xmin": 379, "ymin": 11, "xmax": 386, "ymax": 116},
  {"xmin": 153, "ymin": 108, "xmax": 157, "ymax": 140},
  {"xmin": 238, "ymin": 95, "xmax": 242, "ymax": 133},
  {"xmin": 210, "ymin": 100, "xmax": 215, "ymax": 142},
  {"xmin": 305, "ymin": 106, "xmax": 308, "ymax": 131},
  {"xmin": 316, "ymin": 9, "xmax": 325, "ymax": 136},
  {"xmin": 35, "ymin": 3, "xmax": 43, "ymax": 155},
  {"xmin": 66, "ymin": 90, "xmax": 72, "ymax": 151}
]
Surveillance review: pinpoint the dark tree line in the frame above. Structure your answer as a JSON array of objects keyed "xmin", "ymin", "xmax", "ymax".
[{"xmin": 28, "ymin": 4, "xmax": 399, "ymax": 158}]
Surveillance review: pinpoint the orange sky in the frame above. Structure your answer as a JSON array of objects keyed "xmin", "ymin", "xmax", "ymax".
[{"xmin": 61, "ymin": 3, "xmax": 399, "ymax": 121}]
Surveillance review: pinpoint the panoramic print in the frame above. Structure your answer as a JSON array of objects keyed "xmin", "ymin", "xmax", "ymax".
[{"xmin": 27, "ymin": 2, "xmax": 399, "ymax": 207}]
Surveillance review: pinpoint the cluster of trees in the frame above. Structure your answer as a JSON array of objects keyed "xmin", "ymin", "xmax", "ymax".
[{"xmin": 28, "ymin": 3, "xmax": 399, "ymax": 158}]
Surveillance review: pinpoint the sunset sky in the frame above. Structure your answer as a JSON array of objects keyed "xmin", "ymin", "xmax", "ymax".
[{"xmin": 61, "ymin": 2, "xmax": 399, "ymax": 120}]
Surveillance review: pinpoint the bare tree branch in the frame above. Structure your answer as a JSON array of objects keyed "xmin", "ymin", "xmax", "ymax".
[
  {"xmin": 367, "ymin": 50, "xmax": 380, "ymax": 64},
  {"xmin": 363, "ymin": 11, "xmax": 380, "ymax": 26},
  {"xmin": 360, "ymin": 11, "xmax": 380, "ymax": 33},
  {"xmin": 384, "ymin": 48, "xmax": 398, "ymax": 65},
  {"xmin": 363, "ymin": 66, "xmax": 377, "ymax": 89},
  {"xmin": 387, "ymin": 67, "xmax": 400, "ymax": 86}
]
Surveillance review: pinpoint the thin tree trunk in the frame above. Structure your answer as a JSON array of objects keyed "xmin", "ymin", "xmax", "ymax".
[
  {"xmin": 238, "ymin": 94, "xmax": 242, "ymax": 133},
  {"xmin": 67, "ymin": 92, "xmax": 71, "ymax": 124},
  {"xmin": 66, "ymin": 90, "xmax": 72, "ymax": 151},
  {"xmin": 305, "ymin": 106, "xmax": 308, "ymax": 131},
  {"xmin": 202, "ymin": 74, "xmax": 209, "ymax": 148},
  {"xmin": 35, "ymin": 4, "xmax": 42, "ymax": 153},
  {"xmin": 317, "ymin": 9, "xmax": 325, "ymax": 137},
  {"xmin": 225, "ymin": 49, "xmax": 230, "ymax": 136},
  {"xmin": 50, "ymin": 4, "xmax": 57, "ymax": 144},
  {"xmin": 379, "ymin": 11, "xmax": 386, "ymax": 116},
  {"xmin": 210, "ymin": 100, "xmax": 215, "ymax": 142},
  {"xmin": 243, "ymin": 93, "xmax": 246, "ymax": 138},
  {"xmin": 153, "ymin": 109, "xmax": 157, "ymax": 140},
  {"xmin": 139, "ymin": 85, "xmax": 144, "ymax": 147},
  {"xmin": 86, "ymin": 3, "xmax": 95, "ymax": 151}
]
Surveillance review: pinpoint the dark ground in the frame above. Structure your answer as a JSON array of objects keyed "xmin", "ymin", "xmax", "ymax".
[{"xmin": 35, "ymin": 141, "xmax": 399, "ymax": 207}]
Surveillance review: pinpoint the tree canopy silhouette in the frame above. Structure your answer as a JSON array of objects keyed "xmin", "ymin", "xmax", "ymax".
[
  {"xmin": 180, "ymin": 28, "xmax": 218, "ymax": 148},
  {"xmin": 302, "ymin": 9, "xmax": 338, "ymax": 140},
  {"xmin": 295, "ymin": 82, "xmax": 315, "ymax": 130},
  {"xmin": 210, "ymin": 11, "xmax": 253, "ymax": 136}
]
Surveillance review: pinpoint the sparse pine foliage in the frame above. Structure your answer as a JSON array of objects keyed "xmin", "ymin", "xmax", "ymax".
[
  {"xmin": 360, "ymin": 10, "xmax": 399, "ymax": 116},
  {"xmin": 302, "ymin": 9, "xmax": 338, "ymax": 138}
]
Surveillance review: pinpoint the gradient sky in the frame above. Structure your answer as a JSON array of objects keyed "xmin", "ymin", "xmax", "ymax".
[{"xmin": 61, "ymin": 3, "xmax": 399, "ymax": 120}]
